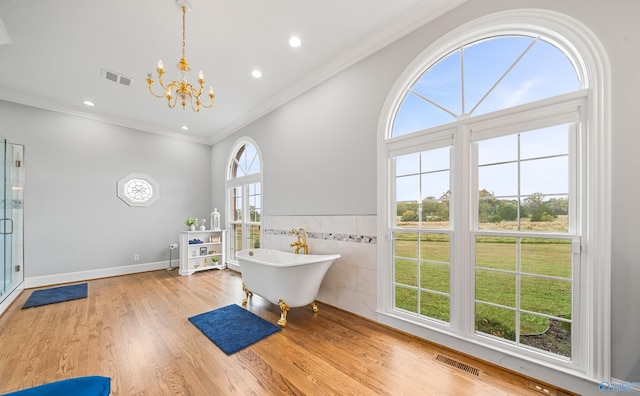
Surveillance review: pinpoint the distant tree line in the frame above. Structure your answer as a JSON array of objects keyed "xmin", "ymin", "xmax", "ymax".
[{"xmin": 398, "ymin": 190, "xmax": 568, "ymax": 223}]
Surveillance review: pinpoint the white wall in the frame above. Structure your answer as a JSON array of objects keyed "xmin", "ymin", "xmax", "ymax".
[
  {"xmin": 212, "ymin": 64, "xmax": 382, "ymax": 216},
  {"xmin": 210, "ymin": 0, "xmax": 640, "ymax": 392},
  {"xmin": 0, "ymin": 100, "xmax": 213, "ymax": 283}
]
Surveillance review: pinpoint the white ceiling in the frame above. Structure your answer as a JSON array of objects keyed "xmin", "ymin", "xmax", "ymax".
[{"xmin": 0, "ymin": 0, "xmax": 464, "ymax": 144}]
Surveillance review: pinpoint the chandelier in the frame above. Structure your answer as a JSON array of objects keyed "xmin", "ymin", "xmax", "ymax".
[{"xmin": 146, "ymin": 0, "xmax": 214, "ymax": 112}]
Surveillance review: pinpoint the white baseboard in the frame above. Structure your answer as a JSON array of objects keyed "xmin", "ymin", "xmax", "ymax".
[
  {"xmin": 24, "ymin": 260, "xmax": 169, "ymax": 289},
  {"xmin": 226, "ymin": 261, "xmax": 241, "ymax": 273}
]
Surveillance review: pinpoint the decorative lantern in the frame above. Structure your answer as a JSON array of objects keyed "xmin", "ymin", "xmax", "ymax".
[{"xmin": 211, "ymin": 208, "xmax": 221, "ymax": 231}]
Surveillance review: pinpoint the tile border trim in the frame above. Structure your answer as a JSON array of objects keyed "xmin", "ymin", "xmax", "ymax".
[{"xmin": 264, "ymin": 228, "xmax": 377, "ymax": 244}]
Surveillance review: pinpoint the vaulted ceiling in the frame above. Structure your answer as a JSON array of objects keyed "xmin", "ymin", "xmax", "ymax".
[{"xmin": 0, "ymin": 0, "xmax": 464, "ymax": 144}]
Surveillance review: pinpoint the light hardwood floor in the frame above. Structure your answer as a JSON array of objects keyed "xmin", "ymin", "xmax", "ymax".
[{"xmin": 0, "ymin": 269, "xmax": 574, "ymax": 395}]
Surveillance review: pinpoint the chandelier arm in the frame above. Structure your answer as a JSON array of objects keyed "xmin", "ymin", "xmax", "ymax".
[
  {"xmin": 147, "ymin": 69, "xmax": 173, "ymax": 98},
  {"xmin": 190, "ymin": 98, "xmax": 200, "ymax": 113},
  {"xmin": 196, "ymin": 79, "xmax": 204, "ymax": 95},
  {"xmin": 156, "ymin": 74, "xmax": 170, "ymax": 92},
  {"xmin": 200, "ymin": 93, "xmax": 215, "ymax": 109},
  {"xmin": 192, "ymin": 81, "xmax": 214, "ymax": 109},
  {"xmin": 186, "ymin": 83, "xmax": 201, "ymax": 97},
  {"xmin": 167, "ymin": 92, "xmax": 178, "ymax": 109},
  {"xmin": 166, "ymin": 81, "xmax": 180, "ymax": 101},
  {"xmin": 147, "ymin": 81, "xmax": 168, "ymax": 98}
]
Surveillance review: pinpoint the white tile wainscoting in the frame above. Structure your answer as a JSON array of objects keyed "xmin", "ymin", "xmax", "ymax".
[{"xmin": 262, "ymin": 215, "xmax": 377, "ymax": 320}]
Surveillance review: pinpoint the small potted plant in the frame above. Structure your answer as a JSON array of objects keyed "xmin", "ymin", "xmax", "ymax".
[{"xmin": 185, "ymin": 217, "xmax": 198, "ymax": 231}]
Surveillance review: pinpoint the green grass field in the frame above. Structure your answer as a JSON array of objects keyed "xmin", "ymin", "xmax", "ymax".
[{"xmin": 393, "ymin": 217, "xmax": 572, "ymax": 357}]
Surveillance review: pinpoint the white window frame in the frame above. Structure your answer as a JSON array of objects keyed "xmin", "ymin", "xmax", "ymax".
[
  {"xmin": 467, "ymin": 96, "xmax": 583, "ymax": 364},
  {"xmin": 376, "ymin": 9, "xmax": 611, "ymax": 382},
  {"xmin": 225, "ymin": 137, "xmax": 263, "ymax": 271}
]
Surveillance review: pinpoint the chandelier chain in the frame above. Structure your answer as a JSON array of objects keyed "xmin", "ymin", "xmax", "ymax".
[{"xmin": 181, "ymin": 6, "xmax": 186, "ymax": 61}]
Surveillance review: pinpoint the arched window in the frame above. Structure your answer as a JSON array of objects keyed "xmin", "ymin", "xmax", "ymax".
[
  {"xmin": 392, "ymin": 36, "xmax": 580, "ymax": 137},
  {"xmin": 227, "ymin": 138, "xmax": 262, "ymax": 264},
  {"xmin": 378, "ymin": 10, "xmax": 610, "ymax": 380}
]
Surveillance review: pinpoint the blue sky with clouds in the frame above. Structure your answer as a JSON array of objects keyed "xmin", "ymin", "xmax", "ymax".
[{"xmin": 392, "ymin": 35, "xmax": 580, "ymax": 137}]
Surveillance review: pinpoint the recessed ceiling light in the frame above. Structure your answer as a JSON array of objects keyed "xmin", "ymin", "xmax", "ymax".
[
  {"xmin": 251, "ymin": 69, "xmax": 263, "ymax": 79},
  {"xmin": 288, "ymin": 36, "xmax": 302, "ymax": 48},
  {"xmin": 82, "ymin": 100, "xmax": 95, "ymax": 107},
  {"xmin": 180, "ymin": 125, "xmax": 189, "ymax": 131}
]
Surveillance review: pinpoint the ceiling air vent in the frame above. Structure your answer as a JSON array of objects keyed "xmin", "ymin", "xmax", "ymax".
[{"xmin": 101, "ymin": 68, "xmax": 134, "ymax": 87}]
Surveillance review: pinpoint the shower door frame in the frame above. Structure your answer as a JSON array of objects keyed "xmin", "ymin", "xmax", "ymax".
[{"xmin": 0, "ymin": 141, "xmax": 25, "ymax": 313}]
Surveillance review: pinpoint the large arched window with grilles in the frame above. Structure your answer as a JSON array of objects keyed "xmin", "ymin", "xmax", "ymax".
[{"xmin": 378, "ymin": 10, "xmax": 611, "ymax": 380}]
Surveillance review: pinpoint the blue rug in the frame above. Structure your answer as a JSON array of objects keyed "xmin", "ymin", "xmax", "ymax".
[
  {"xmin": 188, "ymin": 304, "xmax": 281, "ymax": 355},
  {"xmin": 3, "ymin": 375, "xmax": 110, "ymax": 396},
  {"xmin": 22, "ymin": 283, "xmax": 88, "ymax": 309}
]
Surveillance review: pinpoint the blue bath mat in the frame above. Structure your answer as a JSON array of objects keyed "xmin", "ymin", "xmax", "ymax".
[
  {"xmin": 188, "ymin": 304, "xmax": 281, "ymax": 355},
  {"xmin": 22, "ymin": 283, "xmax": 88, "ymax": 309}
]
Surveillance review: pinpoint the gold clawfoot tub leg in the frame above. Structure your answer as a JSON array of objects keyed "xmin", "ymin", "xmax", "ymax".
[
  {"xmin": 277, "ymin": 298, "xmax": 290, "ymax": 327},
  {"xmin": 310, "ymin": 301, "xmax": 318, "ymax": 313},
  {"xmin": 241, "ymin": 283, "xmax": 253, "ymax": 306}
]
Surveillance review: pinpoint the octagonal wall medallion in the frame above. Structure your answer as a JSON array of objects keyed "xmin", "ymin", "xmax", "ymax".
[{"xmin": 117, "ymin": 173, "xmax": 160, "ymax": 207}]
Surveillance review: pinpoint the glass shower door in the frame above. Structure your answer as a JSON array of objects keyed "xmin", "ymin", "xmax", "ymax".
[{"xmin": 0, "ymin": 141, "xmax": 24, "ymax": 303}]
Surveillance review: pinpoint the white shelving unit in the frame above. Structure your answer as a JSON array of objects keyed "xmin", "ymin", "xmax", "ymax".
[{"xmin": 179, "ymin": 229, "xmax": 226, "ymax": 276}]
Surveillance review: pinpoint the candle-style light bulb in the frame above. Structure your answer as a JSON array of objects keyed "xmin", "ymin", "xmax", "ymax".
[
  {"xmin": 209, "ymin": 87, "xmax": 214, "ymax": 95},
  {"xmin": 157, "ymin": 60, "xmax": 164, "ymax": 70},
  {"xmin": 198, "ymin": 70, "xmax": 204, "ymax": 80}
]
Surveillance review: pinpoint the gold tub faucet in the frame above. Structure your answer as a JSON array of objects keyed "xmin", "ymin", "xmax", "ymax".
[{"xmin": 290, "ymin": 227, "xmax": 309, "ymax": 254}]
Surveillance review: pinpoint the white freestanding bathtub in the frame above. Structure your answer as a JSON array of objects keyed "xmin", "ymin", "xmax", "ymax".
[{"xmin": 236, "ymin": 248, "xmax": 340, "ymax": 327}]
